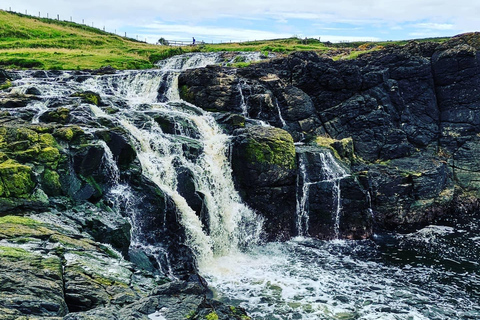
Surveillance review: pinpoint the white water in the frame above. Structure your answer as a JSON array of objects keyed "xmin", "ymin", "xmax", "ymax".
[
  {"xmin": 296, "ymin": 157, "xmax": 310, "ymax": 236},
  {"xmin": 85, "ymin": 54, "xmax": 263, "ymax": 265},
  {"xmin": 275, "ymin": 98, "xmax": 287, "ymax": 128},
  {"xmin": 295, "ymin": 150, "xmax": 349, "ymax": 237}
]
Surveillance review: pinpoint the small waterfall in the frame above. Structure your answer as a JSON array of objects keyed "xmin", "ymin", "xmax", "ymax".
[
  {"xmin": 237, "ymin": 79, "xmax": 250, "ymax": 117},
  {"xmin": 296, "ymin": 156, "xmax": 310, "ymax": 236},
  {"xmin": 319, "ymin": 152, "xmax": 348, "ymax": 238},
  {"xmin": 274, "ymin": 98, "xmax": 287, "ymax": 128},
  {"xmin": 296, "ymin": 149, "xmax": 349, "ymax": 238}
]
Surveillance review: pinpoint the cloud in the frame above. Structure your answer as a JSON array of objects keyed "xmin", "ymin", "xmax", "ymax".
[
  {"xmin": 413, "ymin": 23, "xmax": 455, "ymax": 30},
  {"xmin": 140, "ymin": 22, "xmax": 293, "ymax": 42},
  {"xmin": 3, "ymin": 0, "xmax": 479, "ymax": 42}
]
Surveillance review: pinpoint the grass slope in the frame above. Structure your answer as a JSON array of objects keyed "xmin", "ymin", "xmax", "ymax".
[
  {"xmin": 0, "ymin": 10, "xmax": 452, "ymax": 70},
  {"xmin": 0, "ymin": 10, "xmax": 195, "ymax": 70}
]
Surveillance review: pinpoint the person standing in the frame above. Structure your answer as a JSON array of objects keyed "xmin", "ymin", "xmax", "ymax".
[{"xmin": 192, "ymin": 37, "xmax": 196, "ymax": 45}]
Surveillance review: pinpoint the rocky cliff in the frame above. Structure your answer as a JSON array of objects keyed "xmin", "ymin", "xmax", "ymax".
[
  {"xmin": 179, "ymin": 32, "xmax": 480, "ymax": 239},
  {"xmin": 0, "ymin": 33, "xmax": 479, "ymax": 319}
]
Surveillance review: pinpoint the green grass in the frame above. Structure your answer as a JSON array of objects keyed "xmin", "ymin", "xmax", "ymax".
[
  {"xmin": 0, "ymin": 10, "xmax": 198, "ymax": 70},
  {"xmin": 0, "ymin": 10, "xmax": 454, "ymax": 70}
]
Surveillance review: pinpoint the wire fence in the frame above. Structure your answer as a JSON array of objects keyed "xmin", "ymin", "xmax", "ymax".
[{"xmin": 2, "ymin": 7, "xmax": 153, "ymax": 43}]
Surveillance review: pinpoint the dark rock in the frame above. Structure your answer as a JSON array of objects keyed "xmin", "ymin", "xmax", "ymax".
[
  {"xmin": 212, "ymin": 112, "xmax": 246, "ymax": 134},
  {"xmin": 297, "ymin": 146, "xmax": 372, "ymax": 239},
  {"xmin": 39, "ymin": 107, "xmax": 72, "ymax": 124},
  {"xmin": 232, "ymin": 126, "xmax": 296, "ymax": 188},
  {"xmin": 25, "ymin": 87, "xmax": 42, "ymax": 95},
  {"xmin": 232, "ymin": 126, "xmax": 297, "ymax": 239},
  {"xmin": 92, "ymin": 65, "xmax": 117, "ymax": 75}
]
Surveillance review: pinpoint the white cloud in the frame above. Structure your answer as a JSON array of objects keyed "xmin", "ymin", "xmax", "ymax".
[
  {"xmin": 413, "ymin": 23, "xmax": 455, "ymax": 30},
  {"xmin": 3, "ymin": 0, "xmax": 479, "ymax": 41},
  {"xmin": 141, "ymin": 22, "xmax": 293, "ymax": 42}
]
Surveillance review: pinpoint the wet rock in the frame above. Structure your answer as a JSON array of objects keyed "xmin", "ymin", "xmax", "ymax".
[
  {"xmin": 92, "ymin": 65, "xmax": 117, "ymax": 75},
  {"xmin": 39, "ymin": 107, "xmax": 72, "ymax": 124},
  {"xmin": 71, "ymin": 91, "xmax": 103, "ymax": 106},
  {"xmin": 212, "ymin": 112, "xmax": 246, "ymax": 134},
  {"xmin": 297, "ymin": 146, "xmax": 372, "ymax": 239},
  {"xmin": 232, "ymin": 126, "xmax": 297, "ymax": 239}
]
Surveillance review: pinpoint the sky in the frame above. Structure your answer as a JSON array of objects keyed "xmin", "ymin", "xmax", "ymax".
[{"xmin": 2, "ymin": 0, "xmax": 479, "ymax": 44}]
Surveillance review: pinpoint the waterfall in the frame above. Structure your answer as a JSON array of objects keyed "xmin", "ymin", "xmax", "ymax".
[
  {"xmin": 237, "ymin": 79, "xmax": 250, "ymax": 117},
  {"xmin": 296, "ymin": 156, "xmax": 310, "ymax": 236},
  {"xmin": 6, "ymin": 52, "xmax": 266, "ymax": 276},
  {"xmin": 296, "ymin": 149, "xmax": 349, "ymax": 238},
  {"xmin": 275, "ymin": 98, "xmax": 287, "ymax": 128},
  {"xmin": 81, "ymin": 54, "xmax": 264, "ymax": 267}
]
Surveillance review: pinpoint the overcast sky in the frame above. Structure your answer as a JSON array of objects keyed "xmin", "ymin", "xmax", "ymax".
[{"xmin": 3, "ymin": 0, "xmax": 479, "ymax": 43}]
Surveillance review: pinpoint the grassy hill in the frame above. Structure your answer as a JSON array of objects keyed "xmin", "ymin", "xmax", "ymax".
[
  {"xmin": 0, "ymin": 10, "xmax": 193, "ymax": 70},
  {"xmin": 0, "ymin": 10, "xmax": 451, "ymax": 70}
]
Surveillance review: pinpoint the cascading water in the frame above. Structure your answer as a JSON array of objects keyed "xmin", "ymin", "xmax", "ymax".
[
  {"xmin": 295, "ymin": 149, "xmax": 349, "ymax": 238},
  {"xmin": 82, "ymin": 55, "xmax": 264, "ymax": 265},
  {"xmin": 7, "ymin": 52, "xmax": 480, "ymax": 320}
]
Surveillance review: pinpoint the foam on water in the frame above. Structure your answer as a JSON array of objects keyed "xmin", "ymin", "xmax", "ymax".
[{"xmin": 202, "ymin": 235, "xmax": 480, "ymax": 319}]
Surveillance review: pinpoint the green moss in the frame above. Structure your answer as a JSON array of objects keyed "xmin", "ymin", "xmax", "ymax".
[
  {"xmin": 38, "ymin": 146, "xmax": 60, "ymax": 163},
  {"xmin": 42, "ymin": 168, "xmax": 61, "ymax": 194},
  {"xmin": 315, "ymin": 135, "xmax": 355, "ymax": 161},
  {"xmin": 53, "ymin": 125, "xmax": 84, "ymax": 142},
  {"xmin": 0, "ymin": 219, "xmax": 54, "ymax": 239},
  {"xmin": 245, "ymin": 128, "xmax": 296, "ymax": 169},
  {"xmin": 0, "ymin": 80, "xmax": 12, "ymax": 90},
  {"xmin": 50, "ymin": 234, "xmax": 97, "ymax": 250},
  {"xmin": 71, "ymin": 91, "xmax": 101, "ymax": 106},
  {"xmin": 205, "ymin": 312, "xmax": 219, "ymax": 320},
  {"xmin": 0, "ymin": 215, "xmax": 40, "ymax": 226},
  {"xmin": 179, "ymin": 85, "xmax": 195, "ymax": 103},
  {"xmin": 0, "ymin": 246, "xmax": 35, "ymax": 259},
  {"xmin": 0, "ymin": 159, "xmax": 34, "ymax": 197},
  {"xmin": 45, "ymin": 107, "xmax": 70, "ymax": 124},
  {"xmin": 14, "ymin": 127, "xmax": 39, "ymax": 143},
  {"xmin": 186, "ymin": 310, "xmax": 197, "ymax": 319},
  {"xmin": 39, "ymin": 133, "xmax": 56, "ymax": 146}
]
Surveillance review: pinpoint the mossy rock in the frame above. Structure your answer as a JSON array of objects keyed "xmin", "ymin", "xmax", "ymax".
[
  {"xmin": 232, "ymin": 126, "xmax": 297, "ymax": 188},
  {"xmin": 53, "ymin": 125, "xmax": 85, "ymax": 143},
  {"xmin": 179, "ymin": 84, "xmax": 195, "ymax": 103},
  {"xmin": 0, "ymin": 80, "xmax": 12, "ymax": 91},
  {"xmin": 42, "ymin": 168, "xmax": 62, "ymax": 195},
  {"xmin": 243, "ymin": 126, "xmax": 296, "ymax": 169},
  {"xmin": 71, "ymin": 91, "xmax": 102, "ymax": 106},
  {"xmin": 0, "ymin": 159, "xmax": 34, "ymax": 197},
  {"xmin": 315, "ymin": 135, "xmax": 355, "ymax": 161},
  {"xmin": 40, "ymin": 107, "xmax": 71, "ymax": 124},
  {"xmin": 0, "ymin": 216, "xmax": 55, "ymax": 240},
  {"xmin": 38, "ymin": 146, "xmax": 61, "ymax": 163},
  {"xmin": 50, "ymin": 234, "xmax": 98, "ymax": 251}
]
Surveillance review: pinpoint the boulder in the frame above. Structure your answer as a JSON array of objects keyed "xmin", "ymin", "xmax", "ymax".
[{"xmin": 232, "ymin": 126, "xmax": 297, "ymax": 239}]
